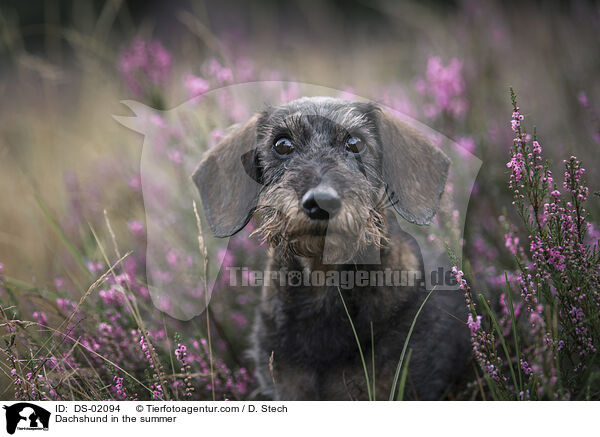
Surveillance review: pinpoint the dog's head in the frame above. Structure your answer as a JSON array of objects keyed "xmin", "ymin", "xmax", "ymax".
[{"xmin": 193, "ymin": 97, "xmax": 449, "ymax": 260}]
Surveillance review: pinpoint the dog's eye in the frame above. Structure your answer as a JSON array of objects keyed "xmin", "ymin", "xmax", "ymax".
[
  {"xmin": 344, "ymin": 136, "xmax": 366, "ymax": 155},
  {"xmin": 273, "ymin": 137, "xmax": 295, "ymax": 157}
]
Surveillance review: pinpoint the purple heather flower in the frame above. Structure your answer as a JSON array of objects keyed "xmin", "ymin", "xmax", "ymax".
[
  {"xmin": 184, "ymin": 74, "xmax": 210, "ymax": 99},
  {"xmin": 209, "ymin": 129, "xmax": 225, "ymax": 149},
  {"xmin": 217, "ymin": 247, "xmax": 234, "ymax": 268},
  {"xmin": 128, "ymin": 175, "xmax": 141, "ymax": 191},
  {"xmin": 416, "ymin": 56, "xmax": 468, "ymax": 120},
  {"xmin": 86, "ymin": 261, "xmax": 104, "ymax": 273},
  {"xmin": 166, "ymin": 249, "xmax": 179, "ymax": 267},
  {"xmin": 467, "ymin": 313, "xmax": 482, "ymax": 334},
  {"xmin": 234, "ymin": 58, "xmax": 255, "ymax": 81},
  {"xmin": 230, "ymin": 312, "xmax": 248, "ymax": 328},
  {"xmin": 456, "ymin": 136, "xmax": 476, "ymax": 157},
  {"xmin": 158, "ymin": 295, "xmax": 171, "ymax": 312},
  {"xmin": 504, "ymin": 231, "xmax": 520, "ymax": 256},
  {"xmin": 56, "ymin": 298, "xmax": 76, "ymax": 313},
  {"xmin": 167, "ymin": 149, "xmax": 183, "ymax": 165},
  {"xmin": 207, "ymin": 59, "xmax": 233, "ymax": 84},
  {"xmin": 118, "ymin": 38, "xmax": 172, "ymax": 96},
  {"xmin": 32, "ymin": 312, "xmax": 49, "ymax": 327},
  {"xmin": 127, "ymin": 220, "xmax": 145, "ymax": 237},
  {"xmin": 520, "ymin": 359, "xmax": 534, "ymax": 378},
  {"xmin": 577, "ymin": 91, "xmax": 589, "ymax": 108},
  {"xmin": 99, "ymin": 288, "xmax": 125, "ymax": 307}
]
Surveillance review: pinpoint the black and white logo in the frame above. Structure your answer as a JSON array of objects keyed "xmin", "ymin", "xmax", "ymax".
[{"xmin": 3, "ymin": 403, "xmax": 50, "ymax": 435}]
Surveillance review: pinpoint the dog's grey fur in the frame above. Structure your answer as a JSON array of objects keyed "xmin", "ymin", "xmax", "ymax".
[{"xmin": 193, "ymin": 97, "xmax": 469, "ymax": 400}]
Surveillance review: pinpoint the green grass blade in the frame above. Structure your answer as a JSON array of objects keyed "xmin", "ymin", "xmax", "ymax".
[
  {"xmin": 370, "ymin": 321, "xmax": 376, "ymax": 400},
  {"xmin": 504, "ymin": 272, "xmax": 523, "ymax": 393},
  {"xmin": 34, "ymin": 194, "xmax": 91, "ymax": 277},
  {"xmin": 389, "ymin": 286, "xmax": 436, "ymax": 400},
  {"xmin": 337, "ymin": 288, "xmax": 372, "ymax": 401},
  {"xmin": 396, "ymin": 348, "xmax": 413, "ymax": 401}
]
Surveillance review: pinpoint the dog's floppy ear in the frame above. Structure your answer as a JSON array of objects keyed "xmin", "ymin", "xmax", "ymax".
[
  {"xmin": 377, "ymin": 110, "xmax": 450, "ymax": 225},
  {"xmin": 192, "ymin": 114, "xmax": 261, "ymax": 237}
]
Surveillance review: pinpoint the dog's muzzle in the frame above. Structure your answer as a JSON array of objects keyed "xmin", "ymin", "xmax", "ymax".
[{"xmin": 301, "ymin": 184, "xmax": 341, "ymax": 220}]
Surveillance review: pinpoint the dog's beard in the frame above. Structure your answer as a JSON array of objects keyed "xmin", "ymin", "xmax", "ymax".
[{"xmin": 252, "ymin": 187, "xmax": 388, "ymax": 263}]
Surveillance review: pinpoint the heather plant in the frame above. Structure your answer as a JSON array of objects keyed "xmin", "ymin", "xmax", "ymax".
[
  {"xmin": 118, "ymin": 38, "xmax": 172, "ymax": 109},
  {"xmin": 454, "ymin": 89, "xmax": 600, "ymax": 400},
  {"xmin": 0, "ymin": 41, "xmax": 258, "ymax": 399},
  {"xmin": 0, "ymin": 244, "xmax": 254, "ymax": 401},
  {"xmin": 415, "ymin": 56, "xmax": 468, "ymax": 121}
]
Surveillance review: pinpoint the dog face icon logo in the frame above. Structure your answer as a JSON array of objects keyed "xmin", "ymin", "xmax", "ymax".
[
  {"xmin": 3, "ymin": 403, "xmax": 51, "ymax": 434},
  {"xmin": 114, "ymin": 82, "xmax": 481, "ymax": 321}
]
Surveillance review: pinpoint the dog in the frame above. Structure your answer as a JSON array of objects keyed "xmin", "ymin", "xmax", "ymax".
[{"xmin": 193, "ymin": 97, "xmax": 469, "ymax": 400}]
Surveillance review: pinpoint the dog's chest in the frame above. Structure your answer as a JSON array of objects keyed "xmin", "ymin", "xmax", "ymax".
[{"xmin": 266, "ymin": 285, "xmax": 381, "ymax": 364}]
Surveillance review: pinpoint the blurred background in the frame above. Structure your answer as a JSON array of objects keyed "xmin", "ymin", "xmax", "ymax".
[{"xmin": 0, "ymin": 0, "xmax": 598, "ymax": 400}]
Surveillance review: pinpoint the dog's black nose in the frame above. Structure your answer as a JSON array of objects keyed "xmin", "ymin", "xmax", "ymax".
[{"xmin": 301, "ymin": 185, "xmax": 341, "ymax": 220}]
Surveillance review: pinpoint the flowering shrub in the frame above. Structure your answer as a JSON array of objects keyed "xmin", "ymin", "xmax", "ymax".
[
  {"xmin": 0, "ymin": 249, "xmax": 254, "ymax": 401},
  {"xmin": 416, "ymin": 56, "xmax": 468, "ymax": 120},
  {"xmin": 118, "ymin": 38, "xmax": 172, "ymax": 108},
  {"xmin": 454, "ymin": 89, "xmax": 600, "ymax": 400},
  {"xmin": 0, "ymin": 39, "xmax": 258, "ymax": 400}
]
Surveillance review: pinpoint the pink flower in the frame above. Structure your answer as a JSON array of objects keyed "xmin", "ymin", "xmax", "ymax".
[
  {"xmin": 230, "ymin": 312, "xmax": 248, "ymax": 328},
  {"xmin": 456, "ymin": 136, "xmax": 476, "ymax": 157},
  {"xmin": 86, "ymin": 261, "xmax": 104, "ymax": 273},
  {"xmin": 184, "ymin": 74, "xmax": 210, "ymax": 99},
  {"xmin": 467, "ymin": 313, "xmax": 482, "ymax": 334},
  {"xmin": 217, "ymin": 248, "xmax": 234, "ymax": 268},
  {"xmin": 99, "ymin": 288, "xmax": 125, "ymax": 306},
  {"xmin": 158, "ymin": 295, "xmax": 171, "ymax": 312},
  {"xmin": 234, "ymin": 58, "xmax": 255, "ymax": 81},
  {"xmin": 118, "ymin": 38, "xmax": 172, "ymax": 96},
  {"xmin": 207, "ymin": 59, "xmax": 233, "ymax": 84},
  {"xmin": 33, "ymin": 312, "xmax": 49, "ymax": 327},
  {"xmin": 209, "ymin": 129, "xmax": 225, "ymax": 148},
  {"xmin": 128, "ymin": 176, "xmax": 141, "ymax": 191},
  {"xmin": 504, "ymin": 232, "xmax": 520, "ymax": 256},
  {"xmin": 416, "ymin": 56, "xmax": 468, "ymax": 120},
  {"xmin": 167, "ymin": 149, "xmax": 183, "ymax": 164},
  {"xmin": 166, "ymin": 250, "xmax": 179, "ymax": 267},
  {"xmin": 577, "ymin": 91, "xmax": 589, "ymax": 108},
  {"xmin": 128, "ymin": 220, "xmax": 145, "ymax": 237},
  {"xmin": 377, "ymin": 87, "xmax": 418, "ymax": 118}
]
